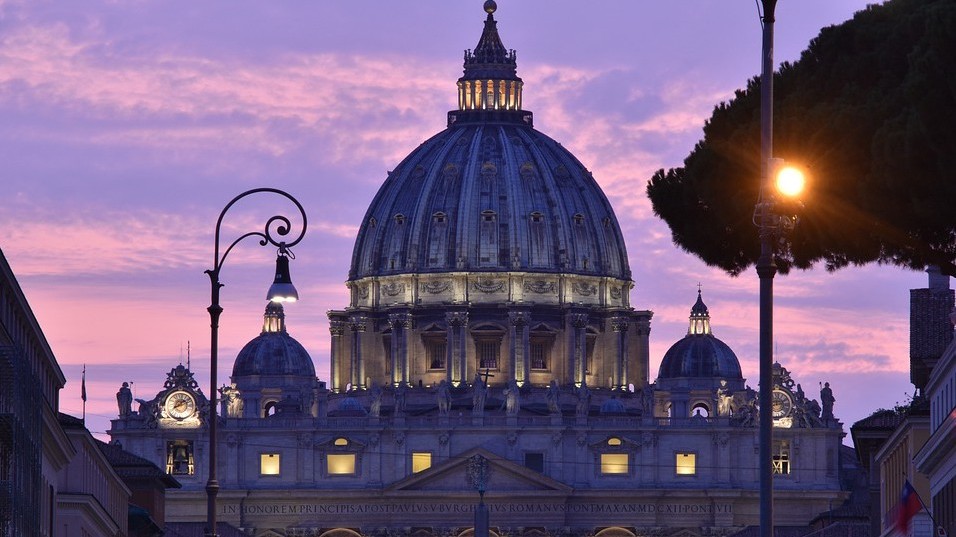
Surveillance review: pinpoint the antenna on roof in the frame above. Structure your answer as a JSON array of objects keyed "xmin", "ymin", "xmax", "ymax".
[{"xmin": 187, "ymin": 341, "xmax": 191, "ymax": 370}]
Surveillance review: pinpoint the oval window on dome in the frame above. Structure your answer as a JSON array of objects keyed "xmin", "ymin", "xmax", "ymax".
[
  {"xmin": 573, "ymin": 213, "xmax": 585, "ymax": 225},
  {"xmin": 334, "ymin": 437, "xmax": 349, "ymax": 447},
  {"xmin": 607, "ymin": 437, "xmax": 622, "ymax": 446}
]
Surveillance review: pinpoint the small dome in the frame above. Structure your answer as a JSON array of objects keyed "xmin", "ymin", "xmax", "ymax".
[
  {"xmin": 658, "ymin": 291, "xmax": 742, "ymax": 380},
  {"xmin": 232, "ymin": 303, "xmax": 316, "ymax": 378},
  {"xmin": 332, "ymin": 396, "xmax": 368, "ymax": 417},
  {"xmin": 599, "ymin": 397, "xmax": 626, "ymax": 415},
  {"xmin": 658, "ymin": 336, "xmax": 742, "ymax": 380}
]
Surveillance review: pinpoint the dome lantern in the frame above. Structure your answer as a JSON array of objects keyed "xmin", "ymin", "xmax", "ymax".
[{"xmin": 453, "ymin": 2, "xmax": 527, "ymax": 123}]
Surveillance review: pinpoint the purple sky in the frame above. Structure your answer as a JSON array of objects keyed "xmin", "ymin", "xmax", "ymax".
[{"xmin": 2, "ymin": 0, "xmax": 922, "ymax": 444}]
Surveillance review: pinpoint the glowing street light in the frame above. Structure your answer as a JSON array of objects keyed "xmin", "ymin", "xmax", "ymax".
[{"xmin": 774, "ymin": 162, "xmax": 806, "ymax": 199}]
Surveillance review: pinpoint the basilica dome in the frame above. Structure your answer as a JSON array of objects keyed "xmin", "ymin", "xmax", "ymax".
[
  {"xmin": 348, "ymin": 3, "xmax": 630, "ymax": 282},
  {"xmin": 658, "ymin": 291, "xmax": 742, "ymax": 380},
  {"xmin": 232, "ymin": 303, "xmax": 315, "ymax": 378}
]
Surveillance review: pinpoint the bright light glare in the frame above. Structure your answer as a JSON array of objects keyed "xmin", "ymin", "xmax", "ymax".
[{"xmin": 775, "ymin": 167, "xmax": 806, "ymax": 198}]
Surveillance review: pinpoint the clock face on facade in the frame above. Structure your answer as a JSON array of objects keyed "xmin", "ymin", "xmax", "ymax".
[
  {"xmin": 165, "ymin": 391, "xmax": 197, "ymax": 420},
  {"xmin": 771, "ymin": 389, "xmax": 794, "ymax": 420}
]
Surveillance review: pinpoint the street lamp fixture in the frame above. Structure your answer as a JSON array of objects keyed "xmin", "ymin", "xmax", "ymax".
[
  {"xmin": 204, "ymin": 187, "xmax": 307, "ymax": 537},
  {"xmin": 267, "ymin": 251, "xmax": 299, "ymax": 303}
]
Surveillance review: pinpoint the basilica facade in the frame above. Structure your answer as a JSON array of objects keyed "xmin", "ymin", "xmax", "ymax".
[{"xmin": 109, "ymin": 3, "xmax": 848, "ymax": 536}]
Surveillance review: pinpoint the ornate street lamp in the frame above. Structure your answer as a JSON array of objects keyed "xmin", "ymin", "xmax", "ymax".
[
  {"xmin": 204, "ymin": 188, "xmax": 306, "ymax": 537},
  {"xmin": 755, "ymin": 3, "xmax": 805, "ymax": 537}
]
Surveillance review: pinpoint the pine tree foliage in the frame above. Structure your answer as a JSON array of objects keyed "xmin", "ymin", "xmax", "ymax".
[{"xmin": 646, "ymin": 0, "xmax": 956, "ymax": 276}]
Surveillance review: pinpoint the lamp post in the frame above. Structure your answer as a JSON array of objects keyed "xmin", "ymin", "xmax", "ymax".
[
  {"xmin": 204, "ymin": 188, "xmax": 306, "ymax": 537},
  {"xmin": 757, "ymin": 2, "xmax": 778, "ymax": 537},
  {"xmin": 755, "ymin": 3, "xmax": 805, "ymax": 537}
]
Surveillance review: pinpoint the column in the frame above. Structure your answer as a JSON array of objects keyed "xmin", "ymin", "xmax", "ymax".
[
  {"xmin": 328, "ymin": 319, "xmax": 345, "ymax": 393},
  {"xmin": 388, "ymin": 312, "xmax": 411, "ymax": 386},
  {"xmin": 611, "ymin": 316, "xmax": 629, "ymax": 390},
  {"xmin": 508, "ymin": 310, "xmax": 530, "ymax": 385},
  {"xmin": 569, "ymin": 312, "xmax": 588, "ymax": 386},
  {"xmin": 445, "ymin": 311, "xmax": 469, "ymax": 386},
  {"xmin": 348, "ymin": 315, "xmax": 367, "ymax": 390}
]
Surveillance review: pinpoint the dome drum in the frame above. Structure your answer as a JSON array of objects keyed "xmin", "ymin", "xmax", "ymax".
[{"xmin": 348, "ymin": 272, "xmax": 632, "ymax": 310}]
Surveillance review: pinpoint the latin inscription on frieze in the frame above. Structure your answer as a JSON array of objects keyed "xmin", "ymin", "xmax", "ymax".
[{"xmin": 221, "ymin": 502, "xmax": 732, "ymax": 517}]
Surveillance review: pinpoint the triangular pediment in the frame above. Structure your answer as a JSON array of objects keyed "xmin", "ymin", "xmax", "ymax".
[{"xmin": 387, "ymin": 447, "xmax": 572, "ymax": 493}]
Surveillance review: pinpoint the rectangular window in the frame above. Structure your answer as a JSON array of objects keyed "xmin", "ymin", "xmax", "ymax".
[
  {"xmin": 772, "ymin": 441, "xmax": 791, "ymax": 475},
  {"xmin": 600, "ymin": 453, "xmax": 628, "ymax": 475},
  {"xmin": 525, "ymin": 452, "xmax": 545, "ymax": 473},
  {"xmin": 412, "ymin": 452, "xmax": 432, "ymax": 473},
  {"xmin": 477, "ymin": 339, "xmax": 500, "ymax": 369},
  {"xmin": 530, "ymin": 339, "xmax": 549, "ymax": 370},
  {"xmin": 327, "ymin": 453, "xmax": 357, "ymax": 475},
  {"xmin": 260, "ymin": 453, "xmax": 281, "ymax": 476},
  {"xmin": 426, "ymin": 338, "xmax": 447, "ymax": 370},
  {"xmin": 675, "ymin": 452, "xmax": 696, "ymax": 476}
]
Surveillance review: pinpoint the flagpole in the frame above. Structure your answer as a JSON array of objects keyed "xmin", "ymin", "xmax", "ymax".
[{"xmin": 81, "ymin": 364, "xmax": 87, "ymax": 422}]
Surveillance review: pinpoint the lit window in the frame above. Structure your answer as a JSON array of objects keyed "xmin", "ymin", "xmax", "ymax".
[
  {"xmin": 328, "ymin": 453, "xmax": 356, "ymax": 475},
  {"xmin": 333, "ymin": 437, "xmax": 349, "ymax": 447},
  {"xmin": 412, "ymin": 452, "xmax": 432, "ymax": 473},
  {"xmin": 607, "ymin": 437, "xmax": 622, "ymax": 446},
  {"xmin": 772, "ymin": 441, "xmax": 791, "ymax": 475},
  {"xmin": 600, "ymin": 453, "xmax": 628, "ymax": 475},
  {"xmin": 260, "ymin": 453, "xmax": 280, "ymax": 476},
  {"xmin": 676, "ymin": 453, "xmax": 696, "ymax": 476}
]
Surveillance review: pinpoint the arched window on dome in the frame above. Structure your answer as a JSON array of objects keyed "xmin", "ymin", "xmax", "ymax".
[
  {"xmin": 479, "ymin": 210, "xmax": 498, "ymax": 267},
  {"xmin": 528, "ymin": 211, "xmax": 550, "ymax": 268},
  {"xmin": 427, "ymin": 212, "xmax": 449, "ymax": 269},
  {"xmin": 691, "ymin": 402, "xmax": 711, "ymax": 418}
]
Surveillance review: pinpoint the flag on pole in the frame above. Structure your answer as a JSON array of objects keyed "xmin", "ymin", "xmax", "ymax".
[
  {"xmin": 81, "ymin": 364, "xmax": 87, "ymax": 402},
  {"xmin": 893, "ymin": 480, "xmax": 924, "ymax": 536}
]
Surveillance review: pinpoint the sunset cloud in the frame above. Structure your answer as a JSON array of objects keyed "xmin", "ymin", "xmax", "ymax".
[{"xmin": 0, "ymin": 0, "xmax": 915, "ymax": 443}]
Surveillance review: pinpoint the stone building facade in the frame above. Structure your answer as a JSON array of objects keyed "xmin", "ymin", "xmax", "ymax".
[{"xmin": 109, "ymin": 3, "xmax": 849, "ymax": 536}]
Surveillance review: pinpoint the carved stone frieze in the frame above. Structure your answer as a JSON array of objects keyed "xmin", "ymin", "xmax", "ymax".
[
  {"xmin": 572, "ymin": 282, "xmax": 597, "ymax": 296},
  {"xmin": 524, "ymin": 280, "xmax": 556, "ymax": 294},
  {"xmin": 381, "ymin": 282, "xmax": 406, "ymax": 297},
  {"xmin": 609, "ymin": 287, "xmax": 622, "ymax": 300},
  {"xmin": 421, "ymin": 280, "xmax": 452, "ymax": 294},
  {"xmin": 472, "ymin": 278, "xmax": 505, "ymax": 293}
]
